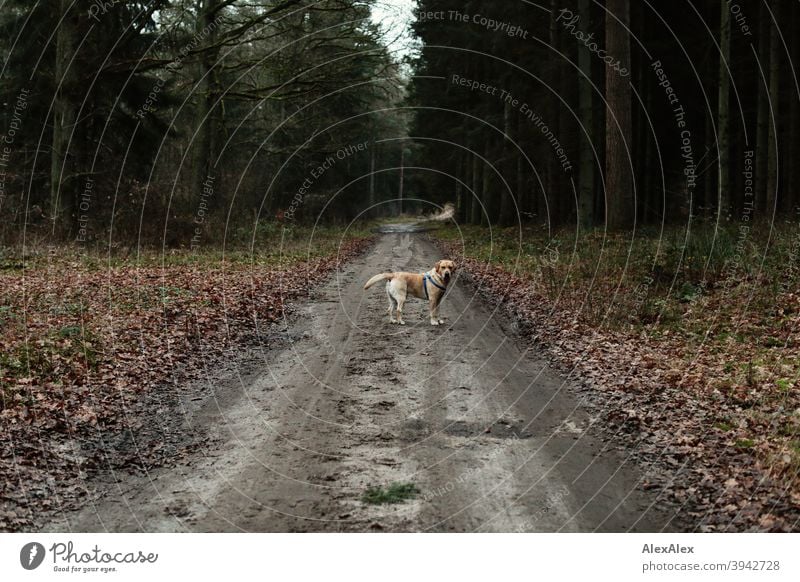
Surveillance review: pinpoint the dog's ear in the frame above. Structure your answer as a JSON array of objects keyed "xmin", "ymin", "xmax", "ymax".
[{"xmin": 434, "ymin": 260, "xmax": 442, "ymax": 273}]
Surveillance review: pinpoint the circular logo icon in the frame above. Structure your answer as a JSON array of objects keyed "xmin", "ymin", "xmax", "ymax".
[{"xmin": 20, "ymin": 542, "xmax": 46, "ymax": 570}]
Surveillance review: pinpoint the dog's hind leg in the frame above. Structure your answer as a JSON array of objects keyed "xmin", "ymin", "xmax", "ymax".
[
  {"xmin": 395, "ymin": 294, "xmax": 406, "ymax": 325},
  {"xmin": 386, "ymin": 283, "xmax": 398, "ymax": 323}
]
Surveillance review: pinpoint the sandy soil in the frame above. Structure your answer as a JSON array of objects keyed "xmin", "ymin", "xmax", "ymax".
[{"xmin": 43, "ymin": 228, "xmax": 683, "ymax": 532}]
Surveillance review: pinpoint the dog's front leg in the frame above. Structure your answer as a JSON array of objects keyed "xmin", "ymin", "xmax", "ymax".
[
  {"xmin": 434, "ymin": 299, "xmax": 445, "ymax": 325},
  {"xmin": 431, "ymin": 297, "xmax": 445, "ymax": 325},
  {"xmin": 429, "ymin": 298, "xmax": 439, "ymax": 326}
]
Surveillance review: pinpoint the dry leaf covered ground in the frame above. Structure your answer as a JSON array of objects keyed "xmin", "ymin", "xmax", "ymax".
[
  {"xmin": 435, "ymin": 223, "xmax": 800, "ymax": 532},
  {"xmin": 0, "ymin": 227, "xmax": 373, "ymax": 530}
]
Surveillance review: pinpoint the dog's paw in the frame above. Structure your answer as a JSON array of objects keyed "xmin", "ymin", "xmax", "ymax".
[
  {"xmin": 398, "ymin": 320, "xmax": 406, "ymax": 326},
  {"xmin": 430, "ymin": 320, "xmax": 440, "ymax": 326},
  {"xmin": 389, "ymin": 318, "xmax": 398, "ymax": 324},
  {"xmin": 437, "ymin": 319, "xmax": 445, "ymax": 325}
]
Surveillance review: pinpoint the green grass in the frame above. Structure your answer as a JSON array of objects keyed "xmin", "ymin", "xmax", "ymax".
[
  {"xmin": 1, "ymin": 223, "xmax": 376, "ymax": 270},
  {"xmin": 435, "ymin": 221, "xmax": 800, "ymax": 329},
  {"xmin": 362, "ymin": 482, "xmax": 420, "ymax": 505},
  {"xmin": 58, "ymin": 325, "xmax": 83, "ymax": 338},
  {"xmin": 48, "ymin": 303, "xmax": 84, "ymax": 317},
  {"xmin": 0, "ymin": 326, "xmax": 102, "ymax": 387}
]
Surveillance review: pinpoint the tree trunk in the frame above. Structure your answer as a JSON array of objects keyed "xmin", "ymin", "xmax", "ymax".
[
  {"xmin": 398, "ymin": 145, "xmax": 404, "ymax": 214},
  {"xmin": 766, "ymin": 0, "xmax": 781, "ymax": 215},
  {"xmin": 577, "ymin": 0, "xmax": 594, "ymax": 229},
  {"xmin": 789, "ymin": 0, "xmax": 800, "ymax": 213},
  {"xmin": 717, "ymin": 0, "xmax": 731, "ymax": 214},
  {"xmin": 498, "ymin": 89, "xmax": 516, "ymax": 227},
  {"xmin": 703, "ymin": 113, "xmax": 715, "ymax": 214},
  {"xmin": 455, "ymin": 151, "xmax": 464, "ymax": 223},
  {"xmin": 703, "ymin": 0, "xmax": 715, "ymax": 214},
  {"xmin": 470, "ymin": 147, "xmax": 481, "ymax": 224},
  {"xmin": 51, "ymin": 0, "xmax": 77, "ymax": 234},
  {"xmin": 481, "ymin": 139, "xmax": 491, "ymax": 226},
  {"xmin": 191, "ymin": 0, "xmax": 222, "ymax": 208},
  {"xmin": 558, "ymin": 3, "xmax": 575, "ymax": 225},
  {"xmin": 516, "ymin": 115, "xmax": 527, "ymax": 221},
  {"xmin": 604, "ymin": 0, "xmax": 633, "ymax": 229},
  {"xmin": 369, "ymin": 138, "xmax": 376, "ymax": 213},
  {"xmin": 641, "ymin": 66, "xmax": 655, "ymax": 221},
  {"xmin": 755, "ymin": 2, "xmax": 770, "ymax": 213},
  {"xmin": 548, "ymin": 0, "xmax": 561, "ymax": 226}
]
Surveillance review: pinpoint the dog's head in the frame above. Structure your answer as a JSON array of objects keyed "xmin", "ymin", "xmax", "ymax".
[{"xmin": 435, "ymin": 259, "xmax": 456, "ymax": 284}]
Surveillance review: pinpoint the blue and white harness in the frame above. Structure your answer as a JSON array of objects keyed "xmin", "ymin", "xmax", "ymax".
[{"xmin": 422, "ymin": 272, "xmax": 447, "ymax": 300}]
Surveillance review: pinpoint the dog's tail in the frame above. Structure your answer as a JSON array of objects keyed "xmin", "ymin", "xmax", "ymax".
[{"xmin": 364, "ymin": 272, "xmax": 392, "ymax": 290}]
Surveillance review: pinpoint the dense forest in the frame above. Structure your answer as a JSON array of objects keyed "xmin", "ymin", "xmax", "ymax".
[
  {"xmin": 0, "ymin": 0, "xmax": 407, "ymax": 245},
  {"xmin": 1, "ymin": 1, "xmax": 797, "ymax": 243},
  {"xmin": 410, "ymin": 0, "xmax": 799, "ymax": 230},
  {"xmin": 413, "ymin": 0, "xmax": 800, "ymax": 232}
]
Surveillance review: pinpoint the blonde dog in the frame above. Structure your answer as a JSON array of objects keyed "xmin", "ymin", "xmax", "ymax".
[{"xmin": 363, "ymin": 260, "xmax": 456, "ymax": 326}]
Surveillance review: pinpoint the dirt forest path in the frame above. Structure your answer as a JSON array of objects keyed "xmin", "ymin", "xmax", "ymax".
[{"xmin": 44, "ymin": 228, "xmax": 681, "ymax": 532}]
